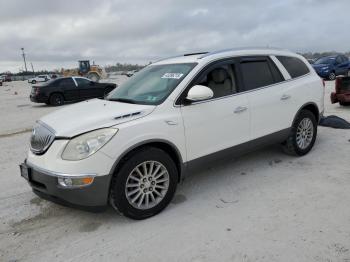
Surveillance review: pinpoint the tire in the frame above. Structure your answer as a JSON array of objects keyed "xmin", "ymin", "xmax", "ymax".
[
  {"xmin": 31, "ymin": 80, "xmax": 36, "ymax": 84},
  {"xmin": 328, "ymin": 72, "xmax": 336, "ymax": 81},
  {"xmin": 282, "ymin": 110, "xmax": 317, "ymax": 156},
  {"xmin": 339, "ymin": 101, "xmax": 350, "ymax": 106},
  {"xmin": 49, "ymin": 93, "xmax": 64, "ymax": 106},
  {"xmin": 110, "ymin": 147, "xmax": 178, "ymax": 220}
]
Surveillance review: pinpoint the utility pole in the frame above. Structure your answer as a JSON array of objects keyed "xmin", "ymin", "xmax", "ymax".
[
  {"xmin": 30, "ymin": 62, "xmax": 35, "ymax": 75},
  {"xmin": 21, "ymin": 48, "xmax": 28, "ymax": 73}
]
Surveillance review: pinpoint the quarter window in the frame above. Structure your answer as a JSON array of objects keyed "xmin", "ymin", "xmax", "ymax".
[
  {"xmin": 276, "ymin": 56, "xmax": 310, "ymax": 78},
  {"xmin": 240, "ymin": 59, "xmax": 278, "ymax": 90}
]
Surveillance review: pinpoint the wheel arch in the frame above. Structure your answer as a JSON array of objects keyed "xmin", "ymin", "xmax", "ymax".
[
  {"xmin": 108, "ymin": 139, "xmax": 185, "ymax": 183},
  {"xmin": 293, "ymin": 102, "xmax": 320, "ymax": 125},
  {"xmin": 49, "ymin": 91, "xmax": 65, "ymax": 101}
]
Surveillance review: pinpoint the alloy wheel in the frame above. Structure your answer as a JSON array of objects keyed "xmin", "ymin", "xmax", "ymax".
[
  {"xmin": 296, "ymin": 118, "xmax": 314, "ymax": 150},
  {"xmin": 125, "ymin": 161, "xmax": 170, "ymax": 210},
  {"xmin": 329, "ymin": 72, "xmax": 336, "ymax": 80}
]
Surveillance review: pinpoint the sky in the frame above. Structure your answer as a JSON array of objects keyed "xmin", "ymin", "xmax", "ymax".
[{"xmin": 0, "ymin": 0, "xmax": 349, "ymax": 73}]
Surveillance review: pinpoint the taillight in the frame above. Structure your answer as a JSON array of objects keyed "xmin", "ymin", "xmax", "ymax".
[{"xmin": 32, "ymin": 87, "xmax": 40, "ymax": 95}]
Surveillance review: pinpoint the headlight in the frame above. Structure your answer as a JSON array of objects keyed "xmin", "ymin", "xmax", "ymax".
[{"xmin": 62, "ymin": 128, "xmax": 118, "ymax": 160}]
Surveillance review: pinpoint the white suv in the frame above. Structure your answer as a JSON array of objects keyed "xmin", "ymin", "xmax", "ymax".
[
  {"xmin": 28, "ymin": 74, "xmax": 51, "ymax": 84},
  {"xmin": 21, "ymin": 48, "xmax": 324, "ymax": 219}
]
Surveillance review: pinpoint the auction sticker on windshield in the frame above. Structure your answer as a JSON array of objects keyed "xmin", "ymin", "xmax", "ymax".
[{"xmin": 161, "ymin": 73, "xmax": 184, "ymax": 79}]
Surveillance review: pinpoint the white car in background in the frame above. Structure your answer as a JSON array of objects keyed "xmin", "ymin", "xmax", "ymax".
[
  {"xmin": 21, "ymin": 48, "xmax": 324, "ymax": 219},
  {"xmin": 28, "ymin": 74, "xmax": 51, "ymax": 84}
]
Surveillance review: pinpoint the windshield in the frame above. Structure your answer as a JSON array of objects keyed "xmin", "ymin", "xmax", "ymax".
[
  {"xmin": 315, "ymin": 57, "xmax": 335, "ymax": 65},
  {"xmin": 107, "ymin": 63, "xmax": 197, "ymax": 105}
]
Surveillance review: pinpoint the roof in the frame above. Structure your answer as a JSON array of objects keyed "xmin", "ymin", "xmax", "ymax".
[{"xmin": 153, "ymin": 47, "xmax": 298, "ymax": 65}]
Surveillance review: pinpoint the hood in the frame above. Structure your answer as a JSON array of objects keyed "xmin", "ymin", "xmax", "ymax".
[
  {"xmin": 39, "ymin": 99, "xmax": 156, "ymax": 137},
  {"xmin": 312, "ymin": 64, "xmax": 330, "ymax": 69}
]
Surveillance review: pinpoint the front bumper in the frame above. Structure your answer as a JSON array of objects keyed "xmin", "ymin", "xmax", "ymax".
[
  {"xmin": 315, "ymin": 70, "xmax": 330, "ymax": 78},
  {"xmin": 21, "ymin": 161, "xmax": 111, "ymax": 210}
]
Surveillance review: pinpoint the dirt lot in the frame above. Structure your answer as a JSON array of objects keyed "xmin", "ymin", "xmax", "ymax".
[{"xmin": 0, "ymin": 80, "xmax": 349, "ymax": 262}]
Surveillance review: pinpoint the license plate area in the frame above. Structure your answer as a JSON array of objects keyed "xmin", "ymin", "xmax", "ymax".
[{"xmin": 20, "ymin": 164, "xmax": 32, "ymax": 181}]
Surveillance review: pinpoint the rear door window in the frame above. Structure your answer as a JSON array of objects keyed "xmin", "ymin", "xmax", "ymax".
[
  {"xmin": 239, "ymin": 57, "xmax": 282, "ymax": 91},
  {"xmin": 58, "ymin": 78, "xmax": 75, "ymax": 87},
  {"xmin": 276, "ymin": 56, "xmax": 310, "ymax": 78}
]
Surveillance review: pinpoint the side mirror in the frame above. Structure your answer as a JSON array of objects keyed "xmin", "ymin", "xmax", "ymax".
[
  {"xmin": 90, "ymin": 81, "xmax": 95, "ymax": 85},
  {"xmin": 186, "ymin": 85, "xmax": 214, "ymax": 102}
]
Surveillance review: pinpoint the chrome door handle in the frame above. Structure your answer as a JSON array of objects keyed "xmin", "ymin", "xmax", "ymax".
[
  {"xmin": 281, "ymin": 94, "xmax": 291, "ymax": 100},
  {"xmin": 165, "ymin": 120, "xmax": 178, "ymax": 126},
  {"xmin": 234, "ymin": 106, "xmax": 247, "ymax": 113}
]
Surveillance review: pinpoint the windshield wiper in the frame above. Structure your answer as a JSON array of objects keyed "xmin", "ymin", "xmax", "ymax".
[{"xmin": 108, "ymin": 98, "xmax": 137, "ymax": 104}]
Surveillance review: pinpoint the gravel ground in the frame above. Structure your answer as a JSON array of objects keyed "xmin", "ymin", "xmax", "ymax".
[{"xmin": 0, "ymin": 80, "xmax": 349, "ymax": 262}]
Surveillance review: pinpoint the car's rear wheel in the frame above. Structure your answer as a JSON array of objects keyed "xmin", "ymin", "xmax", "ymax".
[
  {"xmin": 49, "ymin": 93, "xmax": 64, "ymax": 106},
  {"xmin": 282, "ymin": 110, "xmax": 317, "ymax": 156},
  {"xmin": 328, "ymin": 72, "xmax": 336, "ymax": 80},
  {"xmin": 110, "ymin": 147, "xmax": 178, "ymax": 220}
]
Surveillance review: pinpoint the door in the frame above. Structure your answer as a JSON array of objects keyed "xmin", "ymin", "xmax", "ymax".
[
  {"xmin": 238, "ymin": 56, "xmax": 293, "ymax": 140},
  {"xmin": 75, "ymin": 78, "xmax": 101, "ymax": 99},
  {"xmin": 59, "ymin": 78, "xmax": 79, "ymax": 101},
  {"xmin": 179, "ymin": 60, "xmax": 250, "ymax": 162}
]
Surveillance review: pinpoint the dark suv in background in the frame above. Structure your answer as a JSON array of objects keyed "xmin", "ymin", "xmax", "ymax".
[
  {"xmin": 312, "ymin": 54, "xmax": 350, "ymax": 80},
  {"xmin": 30, "ymin": 77, "xmax": 117, "ymax": 106}
]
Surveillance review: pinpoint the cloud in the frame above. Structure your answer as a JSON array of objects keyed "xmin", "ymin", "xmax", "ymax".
[{"xmin": 0, "ymin": 0, "xmax": 349, "ymax": 72}]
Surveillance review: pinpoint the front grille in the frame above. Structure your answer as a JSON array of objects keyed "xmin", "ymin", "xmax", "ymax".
[{"xmin": 30, "ymin": 122, "xmax": 55, "ymax": 154}]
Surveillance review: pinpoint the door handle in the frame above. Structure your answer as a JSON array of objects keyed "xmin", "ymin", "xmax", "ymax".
[
  {"xmin": 281, "ymin": 94, "xmax": 291, "ymax": 101},
  {"xmin": 234, "ymin": 106, "xmax": 247, "ymax": 113}
]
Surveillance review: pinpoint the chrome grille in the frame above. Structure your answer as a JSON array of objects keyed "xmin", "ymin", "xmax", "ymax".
[{"xmin": 30, "ymin": 122, "xmax": 55, "ymax": 154}]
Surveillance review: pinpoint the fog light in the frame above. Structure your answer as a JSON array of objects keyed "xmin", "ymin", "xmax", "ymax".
[{"xmin": 58, "ymin": 177, "xmax": 94, "ymax": 188}]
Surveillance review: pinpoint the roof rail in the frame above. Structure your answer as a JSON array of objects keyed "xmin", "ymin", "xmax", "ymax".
[
  {"xmin": 152, "ymin": 52, "xmax": 208, "ymax": 63},
  {"xmin": 199, "ymin": 46, "xmax": 288, "ymax": 59},
  {"xmin": 183, "ymin": 52, "xmax": 208, "ymax": 56}
]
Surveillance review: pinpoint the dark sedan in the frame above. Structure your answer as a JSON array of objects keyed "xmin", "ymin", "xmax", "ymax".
[{"xmin": 30, "ymin": 77, "xmax": 117, "ymax": 106}]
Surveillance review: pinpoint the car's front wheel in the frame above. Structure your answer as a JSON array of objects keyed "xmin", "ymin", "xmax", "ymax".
[
  {"xmin": 282, "ymin": 110, "xmax": 317, "ymax": 156},
  {"xmin": 31, "ymin": 80, "xmax": 36, "ymax": 84},
  {"xmin": 110, "ymin": 147, "xmax": 178, "ymax": 220},
  {"xmin": 328, "ymin": 72, "xmax": 336, "ymax": 80}
]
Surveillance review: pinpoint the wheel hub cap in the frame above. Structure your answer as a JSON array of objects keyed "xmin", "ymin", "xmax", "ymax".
[
  {"xmin": 296, "ymin": 118, "xmax": 314, "ymax": 150},
  {"xmin": 125, "ymin": 161, "xmax": 170, "ymax": 210}
]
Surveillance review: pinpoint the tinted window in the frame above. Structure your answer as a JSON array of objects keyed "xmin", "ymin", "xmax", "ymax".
[
  {"xmin": 277, "ymin": 56, "xmax": 310, "ymax": 78},
  {"xmin": 75, "ymin": 78, "xmax": 91, "ymax": 86},
  {"xmin": 58, "ymin": 78, "xmax": 75, "ymax": 87},
  {"xmin": 336, "ymin": 56, "xmax": 342, "ymax": 64},
  {"xmin": 194, "ymin": 63, "xmax": 237, "ymax": 98},
  {"xmin": 315, "ymin": 57, "xmax": 334, "ymax": 65},
  {"xmin": 240, "ymin": 60, "xmax": 277, "ymax": 90}
]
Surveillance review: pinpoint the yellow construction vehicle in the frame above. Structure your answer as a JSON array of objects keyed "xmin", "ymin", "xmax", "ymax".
[{"xmin": 61, "ymin": 60, "xmax": 107, "ymax": 82}]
